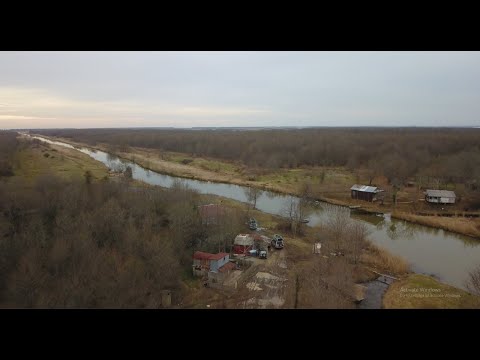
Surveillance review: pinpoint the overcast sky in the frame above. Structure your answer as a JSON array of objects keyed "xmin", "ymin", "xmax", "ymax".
[{"xmin": 1, "ymin": 51, "xmax": 479, "ymax": 129}]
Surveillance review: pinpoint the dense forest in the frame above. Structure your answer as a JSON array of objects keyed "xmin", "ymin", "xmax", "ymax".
[
  {"xmin": 35, "ymin": 128, "xmax": 480, "ymax": 186},
  {"xmin": 0, "ymin": 133, "xmax": 245, "ymax": 307},
  {"xmin": 0, "ymin": 179, "xmax": 244, "ymax": 308}
]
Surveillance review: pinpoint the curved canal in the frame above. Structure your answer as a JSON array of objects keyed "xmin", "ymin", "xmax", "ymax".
[{"xmin": 30, "ymin": 135, "xmax": 480, "ymax": 291}]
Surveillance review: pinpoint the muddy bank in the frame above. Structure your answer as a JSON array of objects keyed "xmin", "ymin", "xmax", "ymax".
[
  {"xmin": 358, "ymin": 276, "xmax": 395, "ymax": 309},
  {"xmin": 392, "ymin": 211, "xmax": 480, "ymax": 239}
]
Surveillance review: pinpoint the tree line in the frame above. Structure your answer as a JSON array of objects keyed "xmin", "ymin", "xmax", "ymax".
[
  {"xmin": 34, "ymin": 127, "xmax": 480, "ymax": 186},
  {"xmin": 0, "ymin": 131, "xmax": 19, "ymax": 176}
]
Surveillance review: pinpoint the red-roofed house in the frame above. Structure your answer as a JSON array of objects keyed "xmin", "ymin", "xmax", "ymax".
[{"xmin": 192, "ymin": 251, "xmax": 231, "ymax": 277}]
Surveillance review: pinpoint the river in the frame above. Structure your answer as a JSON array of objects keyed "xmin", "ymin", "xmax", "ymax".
[{"xmin": 29, "ymin": 135, "xmax": 480, "ymax": 292}]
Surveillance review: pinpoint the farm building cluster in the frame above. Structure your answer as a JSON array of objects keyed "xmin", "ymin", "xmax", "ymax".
[
  {"xmin": 192, "ymin": 203, "xmax": 284, "ymax": 288},
  {"xmin": 350, "ymin": 184, "xmax": 456, "ymax": 204},
  {"xmin": 193, "ymin": 182, "xmax": 458, "ymax": 288},
  {"xmin": 191, "ymin": 234, "xmax": 273, "ymax": 280}
]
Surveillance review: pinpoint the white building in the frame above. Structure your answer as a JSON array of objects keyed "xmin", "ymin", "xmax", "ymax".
[{"xmin": 424, "ymin": 189, "xmax": 456, "ymax": 204}]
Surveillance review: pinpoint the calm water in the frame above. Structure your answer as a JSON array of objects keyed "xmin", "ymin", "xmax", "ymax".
[{"xmin": 30, "ymin": 135, "xmax": 480, "ymax": 291}]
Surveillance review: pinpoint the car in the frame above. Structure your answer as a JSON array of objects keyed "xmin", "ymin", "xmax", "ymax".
[
  {"xmin": 272, "ymin": 234, "xmax": 283, "ymax": 241},
  {"xmin": 248, "ymin": 218, "xmax": 258, "ymax": 230},
  {"xmin": 271, "ymin": 234, "xmax": 284, "ymax": 249}
]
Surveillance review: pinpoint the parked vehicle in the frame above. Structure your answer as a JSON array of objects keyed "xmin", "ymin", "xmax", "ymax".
[
  {"xmin": 271, "ymin": 234, "xmax": 284, "ymax": 249},
  {"xmin": 248, "ymin": 218, "xmax": 258, "ymax": 230},
  {"xmin": 248, "ymin": 248, "xmax": 267, "ymax": 259}
]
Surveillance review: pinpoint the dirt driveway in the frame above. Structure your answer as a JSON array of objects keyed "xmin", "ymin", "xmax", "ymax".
[{"xmin": 237, "ymin": 248, "xmax": 289, "ymax": 309}]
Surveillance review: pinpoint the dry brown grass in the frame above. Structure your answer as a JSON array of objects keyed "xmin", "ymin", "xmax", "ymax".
[
  {"xmin": 393, "ymin": 211, "xmax": 480, "ymax": 239},
  {"xmin": 361, "ymin": 241, "xmax": 409, "ymax": 276},
  {"xmin": 383, "ymin": 274, "xmax": 480, "ymax": 309}
]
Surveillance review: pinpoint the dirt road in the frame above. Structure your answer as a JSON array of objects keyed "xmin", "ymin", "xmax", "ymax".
[{"xmin": 237, "ymin": 248, "xmax": 289, "ymax": 309}]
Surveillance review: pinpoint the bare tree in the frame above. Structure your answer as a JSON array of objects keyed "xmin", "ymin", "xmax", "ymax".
[
  {"xmin": 296, "ymin": 257, "xmax": 355, "ymax": 309},
  {"xmin": 366, "ymin": 158, "xmax": 381, "ymax": 186},
  {"xmin": 324, "ymin": 206, "xmax": 350, "ymax": 252},
  {"xmin": 281, "ymin": 196, "xmax": 310, "ymax": 238},
  {"xmin": 244, "ymin": 186, "xmax": 263, "ymax": 210},
  {"xmin": 466, "ymin": 264, "xmax": 480, "ymax": 296},
  {"xmin": 347, "ymin": 222, "xmax": 369, "ymax": 265}
]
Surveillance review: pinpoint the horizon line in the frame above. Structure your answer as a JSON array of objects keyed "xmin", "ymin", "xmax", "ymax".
[{"xmin": 4, "ymin": 125, "xmax": 480, "ymax": 131}]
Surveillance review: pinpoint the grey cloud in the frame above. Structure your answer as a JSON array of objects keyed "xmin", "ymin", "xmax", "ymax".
[{"xmin": 0, "ymin": 51, "xmax": 479, "ymax": 128}]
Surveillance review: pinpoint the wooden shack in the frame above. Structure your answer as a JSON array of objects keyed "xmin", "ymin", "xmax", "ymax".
[
  {"xmin": 350, "ymin": 184, "xmax": 384, "ymax": 202},
  {"xmin": 424, "ymin": 189, "xmax": 456, "ymax": 204}
]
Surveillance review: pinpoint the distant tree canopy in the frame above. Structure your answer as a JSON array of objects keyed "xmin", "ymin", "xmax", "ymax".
[
  {"xmin": 34, "ymin": 128, "xmax": 480, "ymax": 184},
  {"xmin": 0, "ymin": 131, "xmax": 19, "ymax": 177}
]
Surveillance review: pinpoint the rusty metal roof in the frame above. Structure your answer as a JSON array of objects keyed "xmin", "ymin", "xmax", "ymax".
[
  {"xmin": 425, "ymin": 190, "xmax": 456, "ymax": 198},
  {"xmin": 350, "ymin": 184, "xmax": 382, "ymax": 193}
]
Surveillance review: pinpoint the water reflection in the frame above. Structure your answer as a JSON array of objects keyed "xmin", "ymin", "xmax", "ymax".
[
  {"xmin": 264, "ymin": 190, "xmax": 277, "ymax": 200},
  {"xmin": 107, "ymin": 153, "xmax": 118, "ymax": 162},
  {"xmin": 385, "ymin": 221, "xmax": 415, "ymax": 241}
]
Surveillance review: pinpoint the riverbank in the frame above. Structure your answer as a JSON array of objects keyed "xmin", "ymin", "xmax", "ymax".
[
  {"xmin": 10, "ymin": 137, "xmax": 109, "ymax": 186},
  {"xmin": 391, "ymin": 211, "xmax": 480, "ymax": 239},
  {"xmin": 383, "ymin": 274, "xmax": 480, "ymax": 309},
  {"xmin": 42, "ymin": 134, "xmax": 480, "ymax": 240}
]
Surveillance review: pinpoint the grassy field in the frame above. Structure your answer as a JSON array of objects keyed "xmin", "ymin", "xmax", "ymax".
[
  {"xmin": 383, "ymin": 274, "xmax": 480, "ymax": 309},
  {"xmin": 9, "ymin": 139, "xmax": 109, "ymax": 185}
]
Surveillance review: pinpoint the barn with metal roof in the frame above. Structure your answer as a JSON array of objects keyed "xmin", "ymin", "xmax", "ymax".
[
  {"xmin": 424, "ymin": 189, "xmax": 456, "ymax": 204},
  {"xmin": 350, "ymin": 184, "xmax": 385, "ymax": 202}
]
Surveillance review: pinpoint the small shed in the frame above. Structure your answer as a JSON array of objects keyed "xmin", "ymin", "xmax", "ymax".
[
  {"xmin": 350, "ymin": 184, "xmax": 385, "ymax": 202},
  {"xmin": 424, "ymin": 189, "xmax": 456, "ymax": 204},
  {"xmin": 192, "ymin": 251, "xmax": 230, "ymax": 276},
  {"xmin": 233, "ymin": 234, "xmax": 254, "ymax": 255}
]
